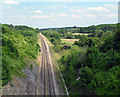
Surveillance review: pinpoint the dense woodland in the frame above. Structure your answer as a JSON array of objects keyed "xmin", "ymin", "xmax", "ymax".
[
  {"xmin": 41, "ymin": 24, "xmax": 120, "ymax": 95},
  {"xmin": 1, "ymin": 24, "xmax": 40, "ymax": 86}
]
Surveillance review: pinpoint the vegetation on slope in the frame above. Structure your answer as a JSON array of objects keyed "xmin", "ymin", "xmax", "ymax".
[
  {"xmin": 1, "ymin": 24, "xmax": 40, "ymax": 86},
  {"xmin": 41, "ymin": 23, "xmax": 120, "ymax": 95}
]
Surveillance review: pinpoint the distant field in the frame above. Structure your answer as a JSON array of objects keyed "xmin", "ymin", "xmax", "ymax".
[
  {"xmin": 73, "ymin": 33, "xmax": 89, "ymax": 35},
  {"xmin": 61, "ymin": 39, "xmax": 79, "ymax": 44}
]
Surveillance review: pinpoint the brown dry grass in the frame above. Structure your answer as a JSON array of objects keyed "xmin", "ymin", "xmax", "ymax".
[
  {"xmin": 36, "ymin": 33, "xmax": 42, "ymax": 65},
  {"xmin": 73, "ymin": 33, "xmax": 89, "ymax": 35},
  {"xmin": 61, "ymin": 39, "xmax": 79, "ymax": 44}
]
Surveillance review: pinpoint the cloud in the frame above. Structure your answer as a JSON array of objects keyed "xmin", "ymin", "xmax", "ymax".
[
  {"xmin": 89, "ymin": 7, "xmax": 110, "ymax": 12},
  {"xmin": 104, "ymin": 4, "xmax": 118, "ymax": 10},
  {"xmin": 71, "ymin": 9, "xmax": 82, "ymax": 13},
  {"xmin": 51, "ymin": 0, "xmax": 74, "ymax": 2},
  {"xmin": 3, "ymin": 0, "xmax": 19, "ymax": 5},
  {"xmin": 51, "ymin": 13, "xmax": 56, "ymax": 15},
  {"xmin": 51, "ymin": 17, "xmax": 59, "ymax": 21},
  {"xmin": 50, "ymin": 13, "xmax": 68, "ymax": 17},
  {"xmin": 76, "ymin": 9, "xmax": 82, "ymax": 13},
  {"xmin": 72, "ymin": 14, "xmax": 81, "ymax": 18},
  {"xmin": 7, "ymin": 5, "xmax": 11, "ymax": 8},
  {"xmin": 85, "ymin": 14, "xmax": 96, "ymax": 18},
  {"xmin": 32, "ymin": 15, "xmax": 50, "ymax": 18},
  {"xmin": 107, "ymin": 14, "xmax": 117, "ymax": 18},
  {"xmin": 24, "ymin": 7, "xmax": 28, "ymax": 10},
  {"xmin": 58, "ymin": 13, "xmax": 68, "ymax": 17},
  {"xmin": 17, "ymin": 15, "xmax": 27, "ymax": 19},
  {"xmin": 72, "ymin": 0, "xmax": 118, "ymax": 1},
  {"xmin": 100, "ymin": 13, "xmax": 117, "ymax": 18},
  {"xmin": 34, "ymin": 10, "xmax": 42, "ymax": 14}
]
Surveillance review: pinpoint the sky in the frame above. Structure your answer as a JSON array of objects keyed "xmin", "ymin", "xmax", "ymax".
[{"xmin": 0, "ymin": 0, "xmax": 119, "ymax": 29}]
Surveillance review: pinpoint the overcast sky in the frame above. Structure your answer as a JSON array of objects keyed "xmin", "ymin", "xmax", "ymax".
[{"xmin": 0, "ymin": 0, "xmax": 119, "ymax": 29}]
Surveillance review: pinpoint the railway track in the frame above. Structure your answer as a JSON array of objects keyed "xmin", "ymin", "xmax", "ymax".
[{"xmin": 38, "ymin": 34, "xmax": 55, "ymax": 96}]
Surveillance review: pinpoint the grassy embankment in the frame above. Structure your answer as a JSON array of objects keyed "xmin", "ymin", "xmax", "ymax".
[{"xmin": 1, "ymin": 24, "xmax": 40, "ymax": 87}]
